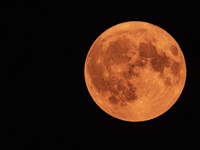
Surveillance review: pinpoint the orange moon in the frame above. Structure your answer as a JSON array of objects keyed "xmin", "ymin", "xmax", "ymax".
[{"xmin": 84, "ymin": 21, "xmax": 187, "ymax": 122}]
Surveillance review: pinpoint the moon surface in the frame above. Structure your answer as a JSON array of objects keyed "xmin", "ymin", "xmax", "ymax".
[{"xmin": 84, "ymin": 21, "xmax": 187, "ymax": 122}]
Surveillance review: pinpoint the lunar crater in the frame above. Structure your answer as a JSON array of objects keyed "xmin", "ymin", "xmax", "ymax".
[{"xmin": 170, "ymin": 45, "xmax": 179, "ymax": 56}]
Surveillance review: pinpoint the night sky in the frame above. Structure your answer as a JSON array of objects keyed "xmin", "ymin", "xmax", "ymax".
[{"xmin": 1, "ymin": 1, "xmax": 199, "ymax": 149}]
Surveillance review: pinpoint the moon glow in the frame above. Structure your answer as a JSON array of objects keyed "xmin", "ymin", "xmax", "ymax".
[{"xmin": 84, "ymin": 21, "xmax": 187, "ymax": 122}]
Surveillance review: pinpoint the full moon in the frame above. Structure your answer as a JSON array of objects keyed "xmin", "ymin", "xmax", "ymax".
[{"xmin": 84, "ymin": 21, "xmax": 186, "ymax": 122}]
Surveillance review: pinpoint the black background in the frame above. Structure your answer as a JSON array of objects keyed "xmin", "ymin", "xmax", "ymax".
[{"xmin": 1, "ymin": 1, "xmax": 200, "ymax": 149}]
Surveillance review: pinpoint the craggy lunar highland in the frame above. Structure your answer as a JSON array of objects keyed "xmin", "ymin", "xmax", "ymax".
[{"xmin": 84, "ymin": 21, "xmax": 187, "ymax": 122}]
